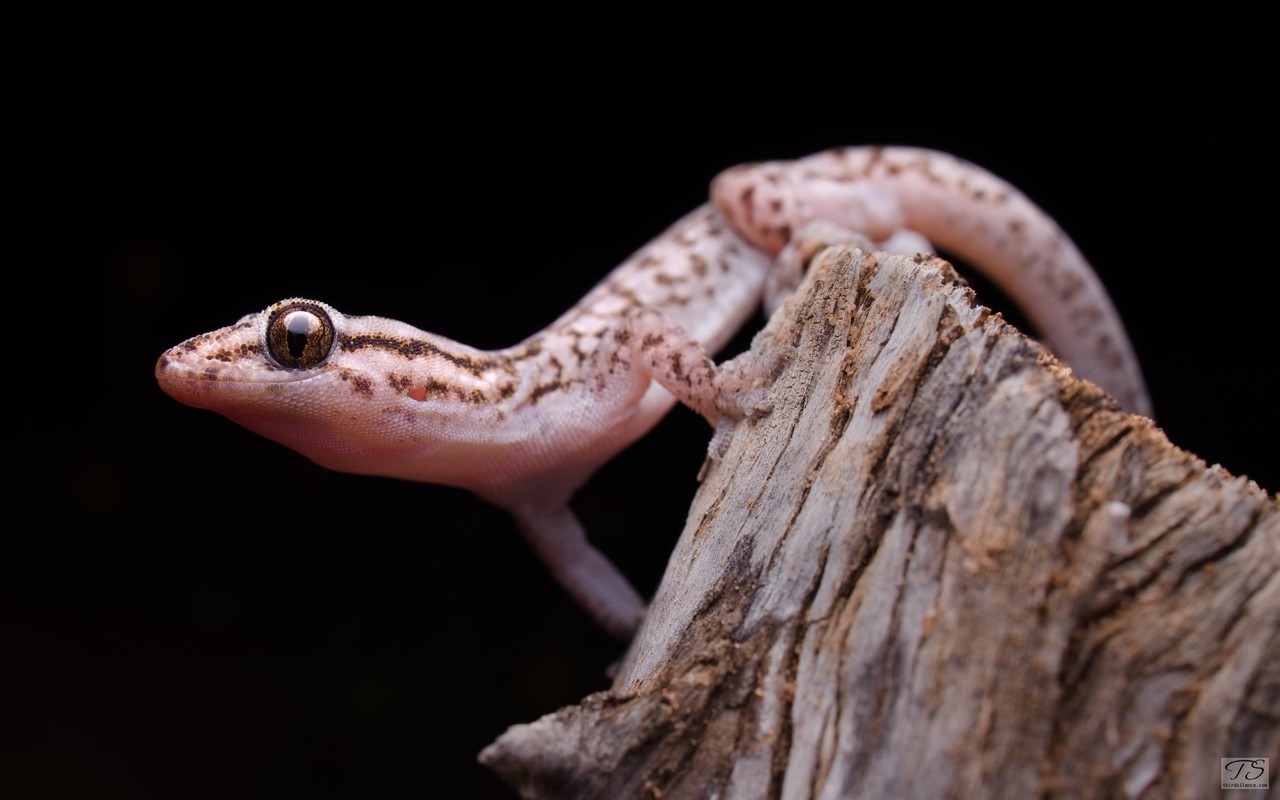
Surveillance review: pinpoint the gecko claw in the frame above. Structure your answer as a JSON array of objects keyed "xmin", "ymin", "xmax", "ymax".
[{"xmin": 699, "ymin": 417, "xmax": 739, "ymax": 480}]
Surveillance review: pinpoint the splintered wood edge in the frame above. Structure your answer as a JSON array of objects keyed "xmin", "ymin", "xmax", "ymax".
[{"xmin": 480, "ymin": 247, "xmax": 1279, "ymax": 800}]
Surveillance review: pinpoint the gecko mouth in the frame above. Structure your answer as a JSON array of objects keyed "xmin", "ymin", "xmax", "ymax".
[{"xmin": 154, "ymin": 348, "xmax": 331, "ymax": 404}]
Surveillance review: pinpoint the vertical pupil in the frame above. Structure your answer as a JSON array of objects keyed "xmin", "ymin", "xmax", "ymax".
[{"xmin": 283, "ymin": 311, "xmax": 319, "ymax": 359}]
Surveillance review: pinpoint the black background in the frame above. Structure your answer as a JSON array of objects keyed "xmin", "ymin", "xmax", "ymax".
[{"xmin": 7, "ymin": 23, "xmax": 1276, "ymax": 798}]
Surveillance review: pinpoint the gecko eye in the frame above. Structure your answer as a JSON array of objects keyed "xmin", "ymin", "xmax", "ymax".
[{"xmin": 266, "ymin": 301, "xmax": 335, "ymax": 369}]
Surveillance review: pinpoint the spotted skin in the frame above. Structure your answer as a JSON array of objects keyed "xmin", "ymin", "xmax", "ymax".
[{"xmin": 156, "ymin": 147, "xmax": 1150, "ymax": 639}]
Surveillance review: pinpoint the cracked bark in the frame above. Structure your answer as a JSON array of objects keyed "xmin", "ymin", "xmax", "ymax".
[{"xmin": 480, "ymin": 247, "xmax": 1280, "ymax": 799}]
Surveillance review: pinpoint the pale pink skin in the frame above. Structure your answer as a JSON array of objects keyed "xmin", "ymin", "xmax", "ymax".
[{"xmin": 157, "ymin": 147, "xmax": 1150, "ymax": 639}]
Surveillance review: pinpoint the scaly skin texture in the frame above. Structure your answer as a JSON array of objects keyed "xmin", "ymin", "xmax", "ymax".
[{"xmin": 156, "ymin": 147, "xmax": 1151, "ymax": 639}]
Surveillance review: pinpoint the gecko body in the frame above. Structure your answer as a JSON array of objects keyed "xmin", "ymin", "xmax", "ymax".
[
  {"xmin": 156, "ymin": 146, "xmax": 1150, "ymax": 639},
  {"xmin": 713, "ymin": 147, "xmax": 1150, "ymax": 415}
]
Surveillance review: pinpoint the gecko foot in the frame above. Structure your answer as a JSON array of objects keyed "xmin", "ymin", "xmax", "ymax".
[
  {"xmin": 699, "ymin": 417, "xmax": 739, "ymax": 480},
  {"xmin": 714, "ymin": 341, "xmax": 793, "ymax": 418},
  {"xmin": 697, "ymin": 342, "xmax": 793, "ymax": 480}
]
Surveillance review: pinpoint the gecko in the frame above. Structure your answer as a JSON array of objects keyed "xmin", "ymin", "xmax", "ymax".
[{"xmin": 155, "ymin": 146, "xmax": 1151, "ymax": 639}]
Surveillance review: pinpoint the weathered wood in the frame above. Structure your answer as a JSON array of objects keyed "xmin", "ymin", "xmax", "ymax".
[{"xmin": 480, "ymin": 246, "xmax": 1279, "ymax": 799}]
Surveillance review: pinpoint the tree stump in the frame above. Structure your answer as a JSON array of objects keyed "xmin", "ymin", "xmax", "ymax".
[{"xmin": 480, "ymin": 246, "xmax": 1279, "ymax": 799}]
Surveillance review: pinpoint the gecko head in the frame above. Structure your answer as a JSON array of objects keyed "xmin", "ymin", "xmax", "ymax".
[
  {"xmin": 155, "ymin": 298, "xmax": 344, "ymax": 410},
  {"xmin": 156, "ymin": 297, "xmax": 506, "ymax": 482},
  {"xmin": 155, "ymin": 297, "xmax": 422, "ymax": 474}
]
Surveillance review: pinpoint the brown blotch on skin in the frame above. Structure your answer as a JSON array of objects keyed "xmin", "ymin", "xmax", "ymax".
[
  {"xmin": 690, "ymin": 254, "xmax": 709, "ymax": 277},
  {"xmin": 529, "ymin": 382, "xmax": 565, "ymax": 403},
  {"xmin": 641, "ymin": 333, "xmax": 665, "ymax": 350},
  {"xmin": 509, "ymin": 341, "xmax": 543, "ymax": 365},
  {"xmin": 498, "ymin": 382, "xmax": 516, "ymax": 399},
  {"xmin": 919, "ymin": 162, "xmax": 945, "ymax": 186},
  {"xmin": 338, "ymin": 372, "xmax": 373, "ymax": 396},
  {"xmin": 611, "ymin": 287, "xmax": 643, "ymax": 312},
  {"xmin": 412, "ymin": 377, "xmax": 457, "ymax": 401},
  {"xmin": 207, "ymin": 343, "xmax": 263, "ymax": 363},
  {"xmin": 614, "ymin": 329, "xmax": 632, "ymax": 345},
  {"xmin": 1057, "ymin": 271, "xmax": 1086, "ymax": 302},
  {"xmin": 350, "ymin": 375, "xmax": 374, "ymax": 397},
  {"xmin": 387, "ymin": 373, "xmax": 415, "ymax": 393},
  {"xmin": 424, "ymin": 376, "xmax": 455, "ymax": 396},
  {"xmin": 675, "ymin": 227, "xmax": 700, "ymax": 246},
  {"xmin": 339, "ymin": 334, "xmax": 498, "ymax": 376},
  {"xmin": 1094, "ymin": 333, "xmax": 1124, "ymax": 369},
  {"xmin": 667, "ymin": 351, "xmax": 686, "ymax": 380}
]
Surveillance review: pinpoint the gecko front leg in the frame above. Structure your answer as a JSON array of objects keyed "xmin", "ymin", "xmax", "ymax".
[
  {"xmin": 619, "ymin": 307, "xmax": 781, "ymax": 425},
  {"xmin": 489, "ymin": 308, "xmax": 785, "ymax": 639},
  {"xmin": 454, "ymin": 311, "xmax": 782, "ymax": 639}
]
